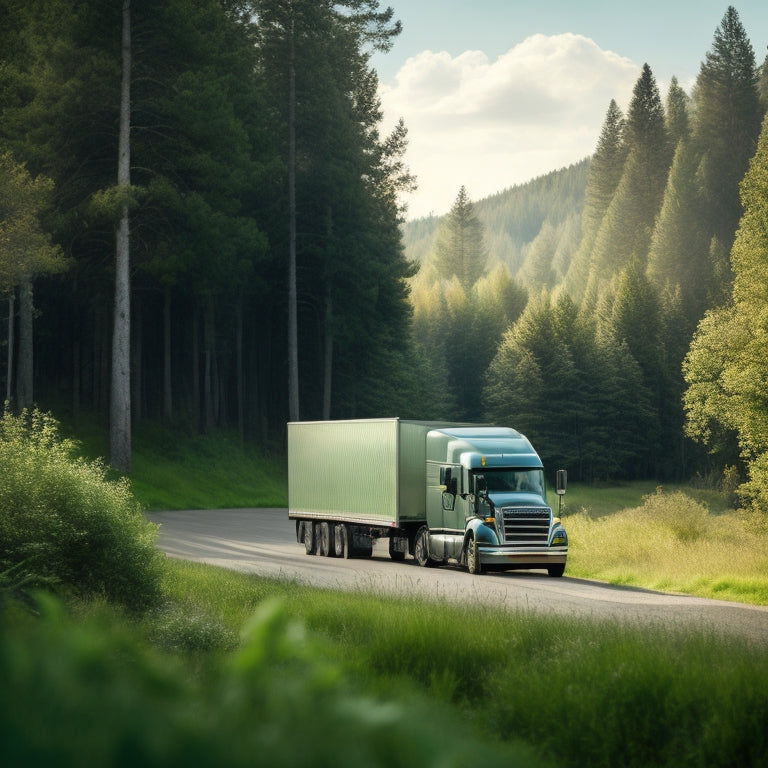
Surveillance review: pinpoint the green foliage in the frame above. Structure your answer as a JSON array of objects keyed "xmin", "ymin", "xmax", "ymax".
[
  {"xmin": 0, "ymin": 592, "xmax": 538, "ymax": 768},
  {"xmin": 0, "ymin": 151, "xmax": 66, "ymax": 292},
  {"xmin": 564, "ymin": 486, "xmax": 768, "ymax": 602},
  {"xmin": 693, "ymin": 6, "xmax": 763, "ymax": 249},
  {"xmin": 429, "ymin": 186, "xmax": 487, "ymax": 289},
  {"xmin": 0, "ymin": 410, "xmax": 164, "ymax": 609},
  {"xmin": 684, "ymin": 113, "xmax": 768, "ymax": 513}
]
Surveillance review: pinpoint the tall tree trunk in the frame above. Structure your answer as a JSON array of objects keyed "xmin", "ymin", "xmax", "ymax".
[
  {"xmin": 5, "ymin": 291, "xmax": 14, "ymax": 410},
  {"xmin": 111, "ymin": 0, "xmax": 132, "ymax": 472},
  {"xmin": 72, "ymin": 336, "xmax": 80, "ymax": 415},
  {"xmin": 17, "ymin": 276, "xmax": 33, "ymax": 412},
  {"xmin": 322, "ymin": 287, "xmax": 333, "ymax": 420},
  {"xmin": 192, "ymin": 307, "xmax": 200, "ymax": 432},
  {"xmin": 236, "ymin": 294, "xmax": 244, "ymax": 442},
  {"xmin": 203, "ymin": 298, "xmax": 215, "ymax": 433},
  {"xmin": 163, "ymin": 286, "xmax": 172, "ymax": 420},
  {"xmin": 131, "ymin": 295, "xmax": 142, "ymax": 420},
  {"xmin": 287, "ymin": 15, "xmax": 300, "ymax": 422}
]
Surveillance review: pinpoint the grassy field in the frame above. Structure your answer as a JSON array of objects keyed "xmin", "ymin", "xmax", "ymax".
[{"xmin": 4, "ymin": 414, "xmax": 768, "ymax": 766}]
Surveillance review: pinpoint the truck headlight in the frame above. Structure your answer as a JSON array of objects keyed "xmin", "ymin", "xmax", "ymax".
[{"xmin": 551, "ymin": 529, "xmax": 567, "ymax": 546}]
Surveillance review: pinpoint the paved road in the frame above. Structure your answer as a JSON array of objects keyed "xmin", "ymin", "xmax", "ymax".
[{"xmin": 148, "ymin": 507, "xmax": 768, "ymax": 645}]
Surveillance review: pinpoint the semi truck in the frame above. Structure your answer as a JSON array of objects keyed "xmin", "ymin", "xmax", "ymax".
[{"xmin": 288, "ymin": 418, "xmax": 568, "ymax": 576}]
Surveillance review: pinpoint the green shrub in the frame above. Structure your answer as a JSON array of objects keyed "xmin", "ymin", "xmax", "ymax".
[
  {"xmin": 0, "ymin": 594, "xmax": 544, "ymax": 768},
  {"xmin": 0, "ymin": 410, "xmax": 164, "ymax": 609}
]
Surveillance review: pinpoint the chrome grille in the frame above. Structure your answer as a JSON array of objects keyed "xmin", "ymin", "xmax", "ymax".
[{"xmin": 499, "ymin": 507, "xmax": 551, "ymax": 547}]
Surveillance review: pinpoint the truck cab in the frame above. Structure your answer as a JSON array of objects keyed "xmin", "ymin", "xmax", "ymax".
[{"xmin": 418, "ymin": 426, "xmax": 568, "ymax": 576}]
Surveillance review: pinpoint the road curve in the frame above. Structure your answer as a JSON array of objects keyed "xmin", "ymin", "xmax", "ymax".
[{"xmin": 147, "ymin": 507, "xmax": 768, "ymax": 645}]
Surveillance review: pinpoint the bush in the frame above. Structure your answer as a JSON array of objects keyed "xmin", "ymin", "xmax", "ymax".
[
  {"xmin": 0, "ymin": 410, "xmax": 164, "ymax": 609},
  {"xmin": 0, "ymin": 595, "xmax": 542, "ymax": 768}
]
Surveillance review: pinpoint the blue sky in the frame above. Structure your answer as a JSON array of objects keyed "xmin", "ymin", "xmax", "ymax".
[{"xmin": 372, "ymin": 2, "xmax": 768, "ymax": 219}]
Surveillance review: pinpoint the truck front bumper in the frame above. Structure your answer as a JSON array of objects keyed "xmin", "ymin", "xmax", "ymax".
[{"xmin": 476, "ymin": 545, "xmax": 567, "ymax": 570}]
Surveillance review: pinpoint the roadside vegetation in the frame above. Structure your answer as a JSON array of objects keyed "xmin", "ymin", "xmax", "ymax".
[{"xmin": 3, "ymin": 410, "xmax": 768, "ymax": 767}]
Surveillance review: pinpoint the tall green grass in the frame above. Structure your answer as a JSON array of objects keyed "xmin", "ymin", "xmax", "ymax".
[
  {"xmin": 563, "ymin": 486, "xmax": 768, "ymax": 604},
  {"xmin": 155, "ymin": 562, "xmax": 768, "ymax": 768}
]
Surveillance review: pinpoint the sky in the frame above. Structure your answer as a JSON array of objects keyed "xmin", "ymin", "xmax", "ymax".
[{"xmin": 371, "ymin": 1, "xmax": 768, "ymax": 220}]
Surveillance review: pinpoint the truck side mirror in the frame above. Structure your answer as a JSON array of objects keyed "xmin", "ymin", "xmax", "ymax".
[
  {"xmin": 440, "ymin": 466, "xmax": 457, "ymax": 495},
  {"xmin": 556, "ymin": 469, "xmax": 567, "ymax": 495},
  {"xmin": 475, "ymin": 474, "xmax": 487, "ymax": 494}
]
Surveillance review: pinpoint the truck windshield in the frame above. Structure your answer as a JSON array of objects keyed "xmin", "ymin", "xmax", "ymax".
[{"xmin": 481, "ymin": 469, "xmax": 544, "ymax": 496}]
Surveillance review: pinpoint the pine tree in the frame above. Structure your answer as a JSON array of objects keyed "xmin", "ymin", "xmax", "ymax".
[
  {"xmin": 585, "ymin": 65, "xmax": 670, "ymax": 303},
  {"xmin": 693, "ymin": 6, "xmax": 763, "ymax": 252},
  {"xmin": 665, "ymin": 76, "xmax": 690, "ymax": 149},
  {"xmin": 646, "ymin": 139, "xmax": 710, "ymax": 324},
  {"xmin": 0, "ymin": 152, "xmax": 66, "ymax": 411},
  {"xmin": 430, "ymin": 186, "xmax": 487, "ymax": 290},
  {"xmin": 564, "ymin": 99, "xmax": 626, "ymax": 302}
]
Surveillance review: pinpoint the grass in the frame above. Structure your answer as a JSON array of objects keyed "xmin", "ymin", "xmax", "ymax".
[
  {"xmin": 151, "ymin": 560, "xmax": 768, "ymax": 768},
  {"xmin": 4, "ymin": 412, "xmax": 768, "ymax": 766},
  {"xmin": 559, "ymin": 484, "xmax": 768, "ymax": 605},
  {"xmin": 57, "ymin": 414, "xmax": 288, "ymax": 510}
]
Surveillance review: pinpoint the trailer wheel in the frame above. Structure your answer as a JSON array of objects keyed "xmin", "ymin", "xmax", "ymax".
[
  {"xmin": 466, "ymin": 535, "xmax": 482, "ymax": 575},
  {"xmin": 334, "ymin": 524, "xmax": 346, "ymax": 557},
  {"xmin": 413, "ymin": 526, "xmax": 434, "ymax": 567},
  {"xmin": 547, "ymin": 563, "xmax": 565, "ymax": 577},
  {"xmin": 389, "ymin": 537, "xmax": 406, "ymax": 562},
  {"xmin": 303, "ymin": 522, "xmax": 317, "ymax": 555},
  {"xmin": 318, "ymin": 521, "xmax": 333, "ymax": 557}
]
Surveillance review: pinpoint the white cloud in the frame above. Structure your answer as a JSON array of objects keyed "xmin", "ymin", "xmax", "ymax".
[{"xmin": 378, "ymin": 33, "xmax": 640, "ymax": 219}]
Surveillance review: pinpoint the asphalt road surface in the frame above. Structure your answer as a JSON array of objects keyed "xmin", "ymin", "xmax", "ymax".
[{"xmin": 147, "ymin": 507, "xmax": 768, "ymax": 645}]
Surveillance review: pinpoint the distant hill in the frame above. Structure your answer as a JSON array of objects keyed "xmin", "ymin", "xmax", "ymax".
[{"xmin": 402, "ymin": 158, "xmax": 589, "ymax": 288}]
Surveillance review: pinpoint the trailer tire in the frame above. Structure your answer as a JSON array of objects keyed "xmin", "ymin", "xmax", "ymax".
[
  {"xmin": 547, "ymin": 563, "xmax": 565, "ymax": 577},
  {"xmin": 318, "ymin": 521, "xmax": 333, "ymax": 557},
  {"xmin": 334, "ymin": 524, "xmax": 346, "ymax": 557},
  {"xmin": 303, "ymin": 522, "xmax": 317, "ymax": 555},
  {"xmin": 389, "ymin": 537, "xmax": 406, "ymax": 562},
  {"xmin": 413, "ymin": 526, "xmax": 434, "ymax": 567},
  {"xmin": 466, "ymin": 535, "xmax": 482, "ymax": 575}
]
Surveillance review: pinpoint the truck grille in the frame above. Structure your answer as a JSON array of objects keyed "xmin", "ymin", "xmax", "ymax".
[{"xmin": 499, "ymin": 507, "xmax": 551, "ymax": 547}]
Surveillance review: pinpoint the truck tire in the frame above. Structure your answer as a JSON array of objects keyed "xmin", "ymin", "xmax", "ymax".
[
  {"xmin": 318, "ymin": 521, "xmax": 333, "ymax": 557},
  {"xmin": 389, "ymin": 537, "xmax": 406, "ymax": 562},
  {"xmin": 303, "ymin": 522, "xmax": 317, "ymax": 555},
  {"xmin": 334, "ymin": 524, "xmax": 346, "ymax": 557},
  {"xmin": 413, "ymin": 526, "xmax": 434, "ymax": 567},
  {"xmin": 466, "ymin": 535, "xmax": 482, "ymax": 575},
  {"xmin": 547, "ymin": 564, "xmax": 565, "ymax": 577}
]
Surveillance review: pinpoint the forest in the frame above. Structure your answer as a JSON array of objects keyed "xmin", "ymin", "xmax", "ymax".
[{"xmin": 2, "ymin": 2, "xmax": 768, "ymax": 514}]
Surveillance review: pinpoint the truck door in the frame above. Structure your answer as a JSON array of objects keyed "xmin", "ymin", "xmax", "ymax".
[{"xmin": 436, "ymin": 465, "xmax": 465, "ymax": 560}]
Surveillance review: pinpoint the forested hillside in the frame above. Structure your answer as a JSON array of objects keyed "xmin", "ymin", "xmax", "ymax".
[
  {"xmin": 2, "ymin": 2, "xmax": 768, "ymax": 507},
  {"xmin": 403, "ymin": 159, "xmax": 589, "ymax": 284},
  {"xmin": 406, "ymin": 6, "xmax": 768, "ymax": 503}
]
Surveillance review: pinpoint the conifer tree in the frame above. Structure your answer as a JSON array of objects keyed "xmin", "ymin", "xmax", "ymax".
[
  {"xmin": 646, "ymin": 139, "xmax": 710, "ymax": 324},
  {"xmin": 564, "ymin": 99, "xmax": 626, "ymax": 302},
  {"xmin": 587, "ymin": 64, "xmax": 670, "ymax": 300},
  {"xmin": 430, "ymin": 186, "xmax": 487, "ymax": 290},
  {"xmin": 0, "ymin": 153, "xmax": 66, "ymax": 411},
  {"xmin": 665, "ymin": 76, "xmax": 690, "ymax": 149},
  {"xmin": 693, "ymin": 6, "xmax": 762, "ymax": 252}
]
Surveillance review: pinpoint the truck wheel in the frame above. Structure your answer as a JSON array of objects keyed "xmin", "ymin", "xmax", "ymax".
[
  {"xmin": 318, "ymin": 521, "xmax": 333, "ymax": 557},
  {"xmin": 334, "ymin": 524, "xmax": 346, "ymax": 557},
  {"xmin": 413, "ymin": 526, "xmax": 434, "ymax": 567},
  {"xmin": 389, "ymin": 537, "xmax": 406, "ymax": 562},
  {"xmin": 304, "ymin": 522, "xmax": 317, "ymax": 555},
  {"xmin": 466, "ymin": 535, "xmax": 482, "ymax": 575},
  {"xmin": 548, "ymin": 564, "xmax": 565, "ymax": 578}
]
